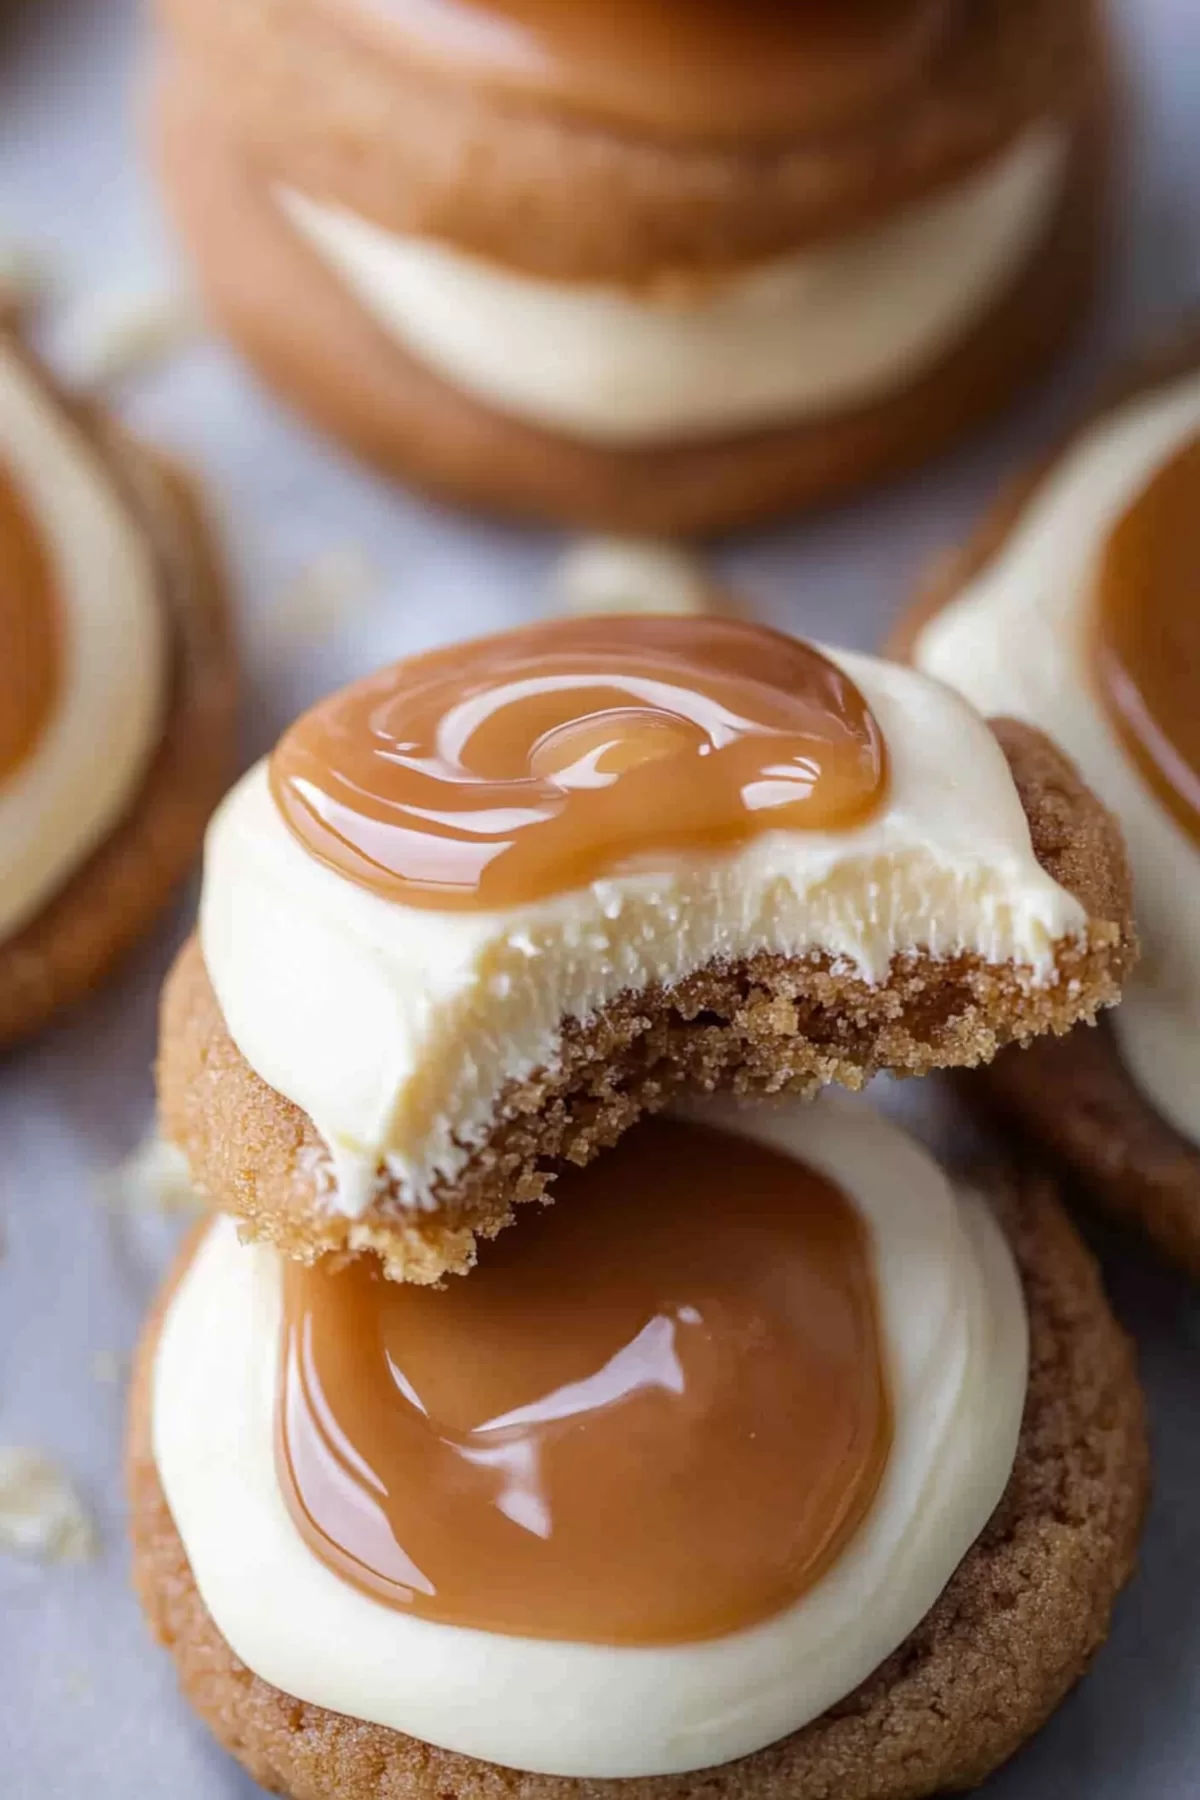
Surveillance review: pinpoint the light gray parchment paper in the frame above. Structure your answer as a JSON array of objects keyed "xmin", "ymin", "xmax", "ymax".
[{"xmin": 1, "ymin": 2, "xmax": 1200, "ymax": 1794}]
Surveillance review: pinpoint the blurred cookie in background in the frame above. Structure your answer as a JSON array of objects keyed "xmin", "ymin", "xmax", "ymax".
[
  {"xmin": 900, "ymin": 321, "xmax": 1200, "ymax": 1274},
  {"xmin": 148, "ymin": 0, "xmax": 1112, "ymax": 534},
  {"xmin": 0, "ymin": 318, "xmax": 236, "ymax": 1050}
]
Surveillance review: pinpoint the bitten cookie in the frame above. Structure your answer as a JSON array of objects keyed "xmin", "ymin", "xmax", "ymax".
[
  {"xmin": 900, "ymin": 321, "xmax": 1200, "ymax": 1274},
  {"xmin": 0, "ymin": 323, "xmax": 236, "ymax": 1049},
  {"xmin": 129, "ymin": 1113, "xmax": 1148, "ymax": 1800},
  {"xmin": 147, "ymin": 0, "xmax": 1111, "ymax": 533},
  {"xmin": 158, "ymin": 616, "xmax": 1133, "ymax": 1282}
]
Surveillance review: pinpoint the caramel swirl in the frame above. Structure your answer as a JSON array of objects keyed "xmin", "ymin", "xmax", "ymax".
[
  {"xmin": 269, "ymin": 616, "xmax": 889, "ymax": 912},
  {"xmin": 1092, "ymin": 436, "xmax": 1200, "ymax": 846},
  {"xmin": 0, "ymin": 463, "xmax": 61, "ymax": 783},
  {"xmin": 344, "ymin": 0, "xmax": 953, "ymax": 141},
  {"xmin": 277, "ymin": 1117, "xmax": 892, "ymax": 1645}
]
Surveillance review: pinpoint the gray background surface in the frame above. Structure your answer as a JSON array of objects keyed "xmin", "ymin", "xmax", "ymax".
[{"xmin": 1, "ymin": 1, "xmax": 1199, "ymax": 1793}]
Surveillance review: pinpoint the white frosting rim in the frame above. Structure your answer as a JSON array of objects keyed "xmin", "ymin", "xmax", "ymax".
[
  {"xmin": 276, "ymin": 124, "xmax": 1067, "ymax": 446},
  {"xmin": 152, "ymin": 1093, "xmax": 1028, "ymax": 1778},
  {"xmin": 0, "ymin": 341, "xmax": 167, "ymax": 941},
  {"xmin": 914, "ymin": 368, "xmax": 1200, "ymax": 1147}
]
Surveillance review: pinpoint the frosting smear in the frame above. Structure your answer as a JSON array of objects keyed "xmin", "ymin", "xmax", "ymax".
[
  {"xmin": 269, "ymin": 616, "xmax": 889, "ymax": 911},
  {"xmin": 277, "ymin": 1116, "xmax": 892, "ymax": 1644}
]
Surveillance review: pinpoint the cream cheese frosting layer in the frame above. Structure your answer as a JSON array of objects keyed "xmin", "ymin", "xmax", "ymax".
[
  {"xmin": 276, "ymin": 124, "xmax": 1067, "ymax": 447},
  {"xmin": 152, "ymin": 1093, "xmax": 1028, "ymax": 1779},
  {"xmin": 0, "ymin": 343, "xmax": 167, "ymax": 941},
  {"xmin": 915, "ymin": 371, "xmax": 1200, "ymax": 1149},
  {"xmin": 198, "ymin": 645, "xmax": 1086, "ymax": 1216}
]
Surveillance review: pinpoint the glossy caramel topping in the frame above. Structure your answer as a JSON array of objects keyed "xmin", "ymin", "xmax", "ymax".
[
  {"xmin": 269, "ymin": 616, "xmax": 889, "ymax": 912},
  {"xmin": 0, "ymin": 463, "xmax": 60, "ymax": 782},
  {"xmin": 344, "ymin": 0, "xmax": 954, "ymax": 141},
  {"xmin": 277, "ymin": 1117, "xmax": 891, "ymax": 1645},
  {"xmin": 1092, "ymin": 436, "xmax": 1200, "ymax": 846}
]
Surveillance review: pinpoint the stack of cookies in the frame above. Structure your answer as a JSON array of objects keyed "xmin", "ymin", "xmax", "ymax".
[
  {"xmin": 131, "ymin": 614, "xmax": 1149, "ymax": 1800},
  {"xmin": 6, "ymin": 0, "xmax": 1199, "ymax": 1788},
  {"xmin": 148, "ymin": 0, "xmax": 1110, "ymax": 532}
]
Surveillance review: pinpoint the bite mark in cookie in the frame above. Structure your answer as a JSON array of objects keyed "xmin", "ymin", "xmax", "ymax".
[{"xmin": 159, "ymin": 619, "xmax": 1133, "ymax": 1282}]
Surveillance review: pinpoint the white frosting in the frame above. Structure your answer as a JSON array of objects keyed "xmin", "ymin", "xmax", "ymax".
[
  {"xmin": 152, "ymin": 1093, "xmax": 1028, "ymax": 1778},
  {"xmin": 198, "ymin": 646, "xmax": 1086, "ymax": 1216},
  {"xmin": 277, "ymin": 125, "xmax": 1066, "ymax": 446},
  {"xmin": 0, "ymin": 340, "xmax": 166, "ymax": 941},
  {"xmin": 915, "ymin": 371, "xmax": 1200, "ymax": 1147}
]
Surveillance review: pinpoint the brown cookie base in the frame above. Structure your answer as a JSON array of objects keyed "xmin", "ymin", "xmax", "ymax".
[
  {"xmin": 128, "ymin": 1178, "xmax": 1148, "ymax": 1800},
  {"xmin": 157, "ymin": 718, "xmax": 1136, "ymax": 1283},
  {"xmin": 890, "ymin": 318, "xmax": 1200, "ymax": 1273},
  {"xmin": 0, "ymin": 343, "xmax": 237, "ymax": 1051},
  {"xmin": 152, "ymin": 0, "xmax": 1102, "ymax": 282},
  {"xmin": 150, "ymin": 74, "xmax": 1107, "ymax": 536}
]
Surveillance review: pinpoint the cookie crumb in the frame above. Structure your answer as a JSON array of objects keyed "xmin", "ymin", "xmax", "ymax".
[
  {"xmin": 553, "ymin": 537, "xmax": 729, "ymax": 618},
  {"xmin": 61, "ymin": 1668, "xmax": 94, "ymax": 1703},
  {"xmin": 89, "ymin": 1350, "xmax": 123, "ymax": 1387},
  {"xmin": 0, "ymin": 241, "xmax": 53, "ymax": 316},
  {"xmin": 265, "ymin": 546, "xmax": 381, "ymax": 648},
  {"xmin": 100, "ymin": 1135, "xmax": 200, "ymax": 1217},
  {"xmin": 0, "ymin": 1449, "xmax": 97, "ymax": 1563},
  {"xmin": 56, "ymin": 284, "xmax": 202, "ymax": 389}
]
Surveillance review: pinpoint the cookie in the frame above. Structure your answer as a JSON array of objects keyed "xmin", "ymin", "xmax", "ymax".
[
  {"xmin": 145, "ymin": 0, "xmax": 1110, "ymax": 532},
  {"xmin": 156, "ymin": 620, "xmax": 1135, "ymax": 1284},
  {"xmin": 897, "ymin": 321, "xmax": 1200, "ymax": 1272},
  {"xmin": 152, "ymin": 0, "xmax": 1098, "ymax": 280},
  {"xmin": 0, "ymin": 327, "xmax": 236, "ymax": 1050},
  {"xmin": 128, "ymin": 1168, "xmax": 1148, "ymax": 1800}
]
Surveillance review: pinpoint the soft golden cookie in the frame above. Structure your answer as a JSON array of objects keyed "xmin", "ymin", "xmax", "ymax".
[
  {"xmin": 128, "ymin": 1174, "xmax": 1148, "ymax": 1800},
  {"xmin": 0, "ymin": 332, "xmax": 236, "ymax": 1050},
  {"xmin": 153, "ymin": 0, "xmax": 1097, "ymax": 280},
  {"xmin": 151, "ymin": 78, "xmax": 1106, "ymax": 538},
  {"xmin": 891, "ymin": 322, "xmax": 1200, "ymax": 1275},
  {"xmin": 146, "ymin": 0, "xmax": 1112, "ymax": 533},
  {"xmin": 157, "ymin": 717, "xmax": 1135, "ymax": 1284}
]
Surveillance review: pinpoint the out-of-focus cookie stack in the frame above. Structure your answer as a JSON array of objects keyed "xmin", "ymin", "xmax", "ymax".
[{"xmin": 148, "ymin": 0, "xmax": 1111, "ymax": 532}]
